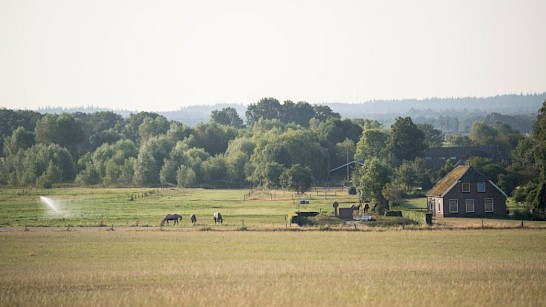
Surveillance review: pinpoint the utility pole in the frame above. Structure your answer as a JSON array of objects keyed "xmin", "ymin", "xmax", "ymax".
[{"xmin": 346, "ymin": 148, "xmax": 349, "ymax": 182}]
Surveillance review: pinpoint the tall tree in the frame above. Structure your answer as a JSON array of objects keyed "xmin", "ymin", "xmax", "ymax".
[
  {"xmin": 245, "ymin": 98, "xmax": 282, "ymax": 126},
  {"xmin": 280, "ymin": 164, "xmax": 314, "ymax": 193},
  {"xmin": 34, "ymin": 113, "xmax": 85, "ymax": 157},
  {"xmin": 316, "ymin": 118, "xmax": 362, "ymax": 145},
  {"xmin": 397, "ymin": 158, "xmax": 430, "ymax": 191},
  {"xmin": 353, "ymin": 157, "xmax": 391, "ymax": 212},
  {"xmin": 445, "ymin": 133, "xmax": 472, "ymax": 146},
  {"xmin": 251, "ymin": 130, "xmax": 328, "ymax": 185},
  {"xmin": 133, "ymin": 150, "xmax": 159, "ymax": 186},
  {"xmin": 186, "ymin": 122, "xmax": 238, "ymax": 156},
  {"xmin": 124, "ymin": 112, "xmax": 162, "ymax": 144},
  {"xmin": 3, "ymin": 127, "xmax": 35, "ymax": 156},
  {"xmin": 202, "ymin": 155, "xmax": 229, "ymax": 187},
  {"xmin": 388, "ymin": 117, "xmax": 426, "ymax": 166},
  {"xmin": 211, "ymin": 107, "xmax": 244, "ymax": 128},
  {"xmin": 75, "ymin": 111, "xmax": 124, "ymax": 152},
  {"xmin": 353, "ymin": 119, "xmax": 382, "ymax": 130},
  {"xmin": 138, "ymin": 116, "xmax": 170, "ymax": 143},
  {"xmin": 469, "ymin": 121, "xmax": 498, "ymax": 146},
  {"xmin": 0, "ymin": 109, "xmax": 41, "ymax": 157},
  {"xmin": 8, "ymin": 144, "xmax": 75, "ymax": 186},
  {"xmin": 417, "ymin": 123, "xmax": 444, "ymax": 148},
  {"xmin": 281, "ymin": 101, "xmax": 315, "ymax": 128},
  {"xmin": 355, "ymin": 129, "xmax": 388, "ymax": 162},
  {"xmin": 312, "ymin": 105, "xmax": 340, "ymax": 122},
  {"xmin": 532, "ymin": 100, "xmax": 546, "ymax": 182}
]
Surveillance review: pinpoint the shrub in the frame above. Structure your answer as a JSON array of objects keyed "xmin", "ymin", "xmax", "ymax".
[
  {"xmin": 513, "ymin": 209, "xmax": 546, "ymax": 221},
  {"xmin": 289, "ymin": 212, "xmax": 336, "ymax": 226},
  {"xmin": 291, "ymin": 216, "xmax": 315, "ymax": 226},
  {"xmin": 385, "ymin": 210, "xmax": 403, "ymax": 217},
  {"xmin": 348, "ymin": 186, "xmax": 357, "ymax": 195},
  {"xmin": 366, "ymin": 217, "xmax": 419, "ymax": 228},
  {"xmin": 313, "ymin": 214, "xmax": 342, "ymax": 226}
]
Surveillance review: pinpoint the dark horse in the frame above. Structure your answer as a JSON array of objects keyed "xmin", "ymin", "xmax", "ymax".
[
  {"xmin": 161, "ymin": 214, "xmax": 182, "ymax": 226},
  {"xmin": 351, "ymin": 204, "xmax": 362, "ymax": 211},
  {"xmin": 190, "ymin": 214, "xmax": 197, "ymax": 224},
  {"xmin": 213, "ymin": 212, "xmax": 223, "ymax": 224}
]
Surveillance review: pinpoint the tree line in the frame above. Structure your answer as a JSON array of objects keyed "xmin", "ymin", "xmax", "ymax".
[{"xmin": 1, "ymin": 97, "xmax": 545, "ymax": 213}]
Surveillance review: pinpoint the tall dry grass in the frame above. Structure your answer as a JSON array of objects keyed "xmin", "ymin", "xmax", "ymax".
[{"xmin": 0, "ymin": 229, "xmax": 545, "ymax": 306}]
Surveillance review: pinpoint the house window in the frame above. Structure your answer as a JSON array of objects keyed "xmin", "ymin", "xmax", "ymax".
[
  {"xmin": 477, "ymin": 182, "xmax": 486, "ymax": 193},
  {"xmin": 462, "ymin": 182, "xmax": 470, "ymax": 192},
  {"xmin": 466, "ymin": 199, "xmax": 475, "ymax": 213},
  {"xmin": 485, "ymin": 198, "xmax": 494, "ymax": 212},
  {"xmin": 449, "ymin": 199, "xmax": 458, "ymax": 213}
]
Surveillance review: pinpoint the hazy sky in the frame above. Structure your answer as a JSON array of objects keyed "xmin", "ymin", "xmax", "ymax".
[{"xmin": 1, "ymin": 0, "xmax": 545, "ymax": 111}]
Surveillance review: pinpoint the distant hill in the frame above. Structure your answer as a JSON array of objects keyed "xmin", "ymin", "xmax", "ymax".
[
  {"xmin": 37, "ymin": 93, "xmax": 545, "ymax": 130},
  {"xmin": 159, "ymin": 104, "xmax": 247, "ymax": 127},
  {"xmin": 329, "ymin": 93, "xmax": 546, "ymax": 130},
  {"xmin": 331, "ymin": 93, "xmax": 546, "ymax": 117}
]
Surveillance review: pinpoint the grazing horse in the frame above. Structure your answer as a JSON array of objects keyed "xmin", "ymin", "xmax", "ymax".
[
  {"xmin": 161, "ymin": 214, "xmax": 182, "ymax": 226},
  {"xmin": 213, "ymin": 212, "xmax": 223, "ymax": 224},
  {"xmin": 190, "ymin": 214, "xmax": 197, "ymax": 224}
]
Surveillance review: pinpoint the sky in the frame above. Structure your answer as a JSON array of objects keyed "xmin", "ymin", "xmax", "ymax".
[{"xmin": 1, "ymin": 0, "xmax": 545, "ymax": 112}]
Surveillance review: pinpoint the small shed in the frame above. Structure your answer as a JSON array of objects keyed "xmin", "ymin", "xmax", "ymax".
[{"xmin": 338, "ymin": 207, "xmax": 353, "ymax": 220}]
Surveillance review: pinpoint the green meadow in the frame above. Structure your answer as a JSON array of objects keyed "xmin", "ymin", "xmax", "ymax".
[
  {"xmin": 1, "ymin": 187, "xmax": 544, "ymax": 229},
  {"xmin": 0, "ymin": 187, "xmax": 354, "ymax": 228}
]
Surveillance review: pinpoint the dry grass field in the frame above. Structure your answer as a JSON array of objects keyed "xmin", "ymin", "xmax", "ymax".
[{"xmin": 1, "ymin": 229, "xmax": 545, "ymax": 306}]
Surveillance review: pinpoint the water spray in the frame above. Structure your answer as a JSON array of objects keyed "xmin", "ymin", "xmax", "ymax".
[{"xmin": 40, "ymin": 196, "xmax": 59, "ymax": 213}]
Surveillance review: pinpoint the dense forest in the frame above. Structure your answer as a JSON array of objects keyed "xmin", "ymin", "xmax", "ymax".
[
  {"xmin": 38, "ymin": 93, "xmax": 545, "ymax": 132},
  {"xmin": 2, "ymin": 95, "xmax": 546, "ymax": 214}
]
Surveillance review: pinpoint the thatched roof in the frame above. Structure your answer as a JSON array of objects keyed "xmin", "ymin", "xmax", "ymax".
[{"xmin": 426, "ymin": 165, "xmax": 490, "ymax": 197}]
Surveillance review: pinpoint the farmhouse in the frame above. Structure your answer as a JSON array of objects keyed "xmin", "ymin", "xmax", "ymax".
[
  {"xmin": 424, "ymin": 145, "xmax": 509, "ymax": 169},
  {"xmin": 426, "ymin": 165, "xmax": 507, "ymax": 218}
]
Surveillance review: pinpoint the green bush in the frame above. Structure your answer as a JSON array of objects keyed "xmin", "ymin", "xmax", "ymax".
[
  {"xmin": 348, "ymin": 186, "xmax": 357, "ymax": 195},
  {"xmin": 291, "ymin": 216, "xmax": 315, "ymax": 226},
  {"xmin": 513, "ymin": 209, "xmax": 546, "ymax": 221},
  {"xmin": 402, "ymin": 210, "xmax": 428, "ymax": 225},
  {"xmin": 289, "ymin": 212, "xmax": 339, "ymax": 226},
  {"xmin": 313, "ymin": 214, "xmax": 342, "ymax": 226},
  {"xmin": 385, "ymin": 211, "xmax": 403, "ymax": 217},
  {"xmin": 297, "ymin": 211, "xmax": 319, "ymax": 217},
  {"xmin": 366, "ymin": 217, "xmax": 419, "ymax": 227}
]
